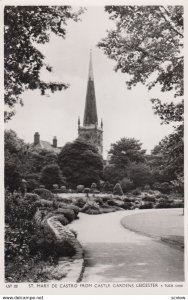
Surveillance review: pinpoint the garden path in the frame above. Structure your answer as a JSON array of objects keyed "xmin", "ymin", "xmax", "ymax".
[{"xmin": 68, "ymin": 210, "xmax": 184, "ymax": 282}]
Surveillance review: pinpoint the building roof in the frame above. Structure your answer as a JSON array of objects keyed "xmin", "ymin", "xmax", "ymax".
[
  {"xmin": 83, "ymin": 50, "xmax": 98, "ymax": 126},
  {"xmin": 32, "ymin": 140, "xmax": 61, "ymax": 154}
]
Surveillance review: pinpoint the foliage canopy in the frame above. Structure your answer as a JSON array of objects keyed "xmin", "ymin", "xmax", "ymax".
[{"xmin": 4, "ymin": 6, "xmax": 83, "ymax": 121}]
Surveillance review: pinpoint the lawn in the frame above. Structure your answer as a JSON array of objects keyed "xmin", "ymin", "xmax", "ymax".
[{"xmin": 121, "ymin": 208, "xmax": 184, "ymax": 248}]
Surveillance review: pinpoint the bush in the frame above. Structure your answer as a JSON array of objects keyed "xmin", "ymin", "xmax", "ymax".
[
  {"xmin": 101, "ymin": 195, "xmax": 112, "ymax": 202},
  {"xmin": 60, "ymin": 186, "xmax": 67, "ymax": 193},
  {"xmin": 113, "ymin": 183, "xmax": 123, "ymax": 196},
  {"xmin": 81, "ymin": 201, "xmax": 100, "ymax": 214},
  {"xmin": 82, "ymin": 207, "xmax": 101, "ymax": 215},
  {"xmin": 53, "ymin": 214, "xmax": 69, "ymax": 226},
  {"xmin": 155, "ymin": 202, "xmax": 172, "ymax": 209},
  {"xmin": 52, "ymin": 184, "xmax": 59, "ymax": 190},
  {"xmin": 120, "ymin": 178, "xmax": 134, "ymax": 193},
  {"xmin": 144, "ymin": 185, "xmax": 150, "ymax": 190},
  {"xmin": 84, "ymin": 188, "xmax": 90, "ymax": 195},
  {"xmin": 95, "ymin": 197, "xmax": 103, "ymax": 206},
  {"xmin": 132, "ymin": 188, "xmax": 141, "ymax": 196},
  {"xmin": 56, "ymin": 196, "xmax": 73, "ymax": 204},
  {"xmin": 76, "ymin": 185, "xmax": 85, "ymax": 193},
  {"xmin": 153, "ymin": 182, "xmax": 172, "ymax": 194},
  {"xmin": 74, "ymin": 197, "xmax": 86, "ymax": 208},
  {"xmin": 171, "ymin": 202, "xmax": 184, "ymax": 208},
  {"xmin": 66, "ymin": 204, "xmax": 80, "ymax": 217},
  {"xmin": 122, "ymin": 197, "xmax": 134, "ymax": 203},
  {"xmin": 55, "ymin": 208, "xmax": 75, "ymax": 222},
  {"xmin": 91, "ymin": 182, "xmax": 97, "ymax": 190},
  {"xmin": 24, "ymin": 193, "xmax": 40, "ymax": 202},
  {"xmin": 35, "ymin": 199, "xmax": 54, "ymax": 208},
  {"xmin": 121, "ymin": 202, "xmax": 133, "ymax": 210},
  {"xmin": 141, "ymin": 195, "xmax": 156, "ymax": 202},
  {"xmin": 33, "ymin": 188, "xmax": 54, "ymax": 200},
  {"xmin": 5, "ymin": 193, "xmax": 37, "ymax": 263},
  {"xmin": 140, "ymin": 202, "xmax": 153, "ymax": 209}
]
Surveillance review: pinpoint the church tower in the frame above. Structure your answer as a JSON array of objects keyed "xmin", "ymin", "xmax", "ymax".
[{"xmin": 78, "ymin": 50, "xmax": 103, "ymax": 155}]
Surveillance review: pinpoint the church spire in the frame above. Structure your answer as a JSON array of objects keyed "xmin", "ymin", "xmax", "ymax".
[{"xmin": 83, "ymin": 50, "xmax": 98, "ymax": 126}]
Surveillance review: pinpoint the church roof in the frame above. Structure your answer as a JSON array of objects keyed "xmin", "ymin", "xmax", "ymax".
[{"xmin": 83, "ymin": 50, "xmax": 98, "ymax": 126}]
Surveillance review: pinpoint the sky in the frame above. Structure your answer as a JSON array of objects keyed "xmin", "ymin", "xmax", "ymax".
[{"xmin": 5, "ymin": 6, "xmax": 175, "ymax": 158}]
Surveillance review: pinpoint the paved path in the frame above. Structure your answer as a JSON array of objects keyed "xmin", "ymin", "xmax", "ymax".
[{"xmin": 68, "ymin": 210, "xmax": 184, "ymax": 282}]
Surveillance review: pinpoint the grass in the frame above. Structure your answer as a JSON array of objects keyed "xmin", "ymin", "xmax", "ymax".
[{"xmin": 121, "ymin": 208, "xmax": 184, "ymax": 249}]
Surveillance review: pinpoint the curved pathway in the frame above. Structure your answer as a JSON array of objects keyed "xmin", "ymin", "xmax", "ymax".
[{"xmin": 68, "ymin": 210, "xmax": 184, "ymax": 282}]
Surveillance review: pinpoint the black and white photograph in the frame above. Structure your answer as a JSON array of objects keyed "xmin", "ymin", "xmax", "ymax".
[{"xmin": 2, "ymin": 0, "xmax": 186, "ymax": 295}]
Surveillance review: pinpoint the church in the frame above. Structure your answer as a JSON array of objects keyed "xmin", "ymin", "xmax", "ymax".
[{"xmin": 32, "ymin": 51, "xmax": 103, "ymax": 156}]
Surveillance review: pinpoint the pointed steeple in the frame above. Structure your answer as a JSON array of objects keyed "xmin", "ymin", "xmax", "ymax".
[{"xmin": 83, "ymin": 50, "xmax": 98, "ymax": 126}]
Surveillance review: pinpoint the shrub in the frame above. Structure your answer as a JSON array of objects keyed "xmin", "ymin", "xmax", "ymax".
[
  {"xmin": 113, "ymin": 183, "xmax": 123, "ymax": 196},
  {"xmin": 142, "ymin": 195, "xmax": 156, "ymax": 202},
  {"xmin": 52, "ymin": 184, "xmax": 59, "ymax": 190},
  {"xmin": 90, "ymin": 183, "xmax": 99, "ymax": 193},
  {"xmin": 24, "ymin": 193, "xmax": 40, "ymax": 202},
  {"xmin": 155, "ymin": 202, "xmax": 172, "ymax": 209},
  {"xmin": 53, "ymin": 214, "xmax": 69, "ymax": 226},
  {"xmin": 171, "ymin": 202, "xmax": 184, "ymax": 208},
  {"xmin": 66, "ymin": 204, "xmax": 80, "ymax": 217},
  {"xmin": 56, "ymin": 196, "xmax": 73, "ymax": 205},
  {"xmin": 33, "ymin": 188, "xmax": 54, "ymax": 200},
  {"xmin": 60, "ymin": 186, "xmax": 67, "ymax": 192},
  {"xmin": 120, "ymin": 178, "xmax": 134, "ymax": 193},
  {"xmin": 107, "ymin": 199, "xmax": 124, "ymax": 207},
  {"xmin": 35, "ymin": 199, "xmax": 54, "ymax": 208},
  {"xmin": 76, "ymin": 185, "xmax": 85, "ymax": 193},
  {"xmin": 26, "ymin": 179, "xmax": 39, "ymax": 192},
  {"xmin": 55, "ymin": 208, "xmax": 75, "ymax": 222},
  {"xmin": 153, "ymin": 182, "xmax": 172, "ymax": 194},
  {"xmin": 82, "ymin": 208, "xmax": 101, "ymax": 215},
  {"xmin": 101, "ymin": 195, "xmax": 112, "ymax": 202},
  {"xmin": 5, "ymin": 193, "xmax": 37, "ymax": 263},
  {"xmin": 132, "ymin": 188, "xmax": 141, "ymax": 196},
  {"xmin": 74, "ymin": 197, "xmax": 86, "ymax": 208},
  {"xmin": 122, "ymin": 197, "xmax": 134, "ymax": 203},
  {"xmin": 144, "ymin": 185, "xmax": 150, "ymax": 190},
  {"xmin": 81, "ymin": 201, "xmax": 100, "ymax": 214},
  {"xmin": 84, "ymin": 188, "xmax": 90, "ymax": 195},
  {"xmin": 121, "ymin": 202, "xmax": 133, "ymax": 210},
  {"xmin": 91, "ymin": 182, "xmax": 97, "ymax": 190},
  {"xmin": 95, "ymin": 197, "xmax": 103, "ymax": 206},
  {"xmin": 5, "ymin": 162, "xmax": 22, "ymax": 192},
  {"xmin": 140, "ymin": 203, "xmax": 153, "ymax": 209},
  {"xmin": 69, "ymin": 229, "xmax": 78, "ymax": 238}
]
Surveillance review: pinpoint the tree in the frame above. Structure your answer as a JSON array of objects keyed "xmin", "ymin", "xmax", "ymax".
[
  {"xmin": 4, "ymin": 6, "xmax": 83, "ymax": 121},
  {"xmin": 40, "ymin": 164, "xmax": 65, "ymax": 190},
  {"xmin": 4, "ymin": 130, "xmax": 58, "ymax": 191},
  {"xmin": 119, "ymin": 177, "xmax": 134, "ymax": 192},
  {"xmin": 29, "ymin": 149, "xmax": 58, "ymax": 174},
  {"xmin": 104, "ymin": 164, "xmax": 126, "ymax": 185},
  {"xmin": 108, "ymin": 138, "xmax": 146, "ymax": 168},
  {"xmin": 150, "ymin": 124, "xmax": 183, "ymax": 183},
  {"xmin": 98, "ymin": 6, "xmax": 183, "ymax": 124},
  {"xmin": 5, "ymin": 130, "xmax": 29, "ymax": 191},
  {"xmin": 58, "ymin": 139, "xmax": 104, "ymax": 187},
  {"xmin": 127, "ymin": 162, "xmax": 153, "ymax": 188}
]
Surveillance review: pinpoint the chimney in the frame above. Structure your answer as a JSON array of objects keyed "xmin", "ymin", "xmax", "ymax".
[
  {"xmin": 53, "ymin": 136, "xmax": 57, "ymax": 148},
  {"xmin": 34, "ymin": 132, "xmax": 40, "ymax": 145}
]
